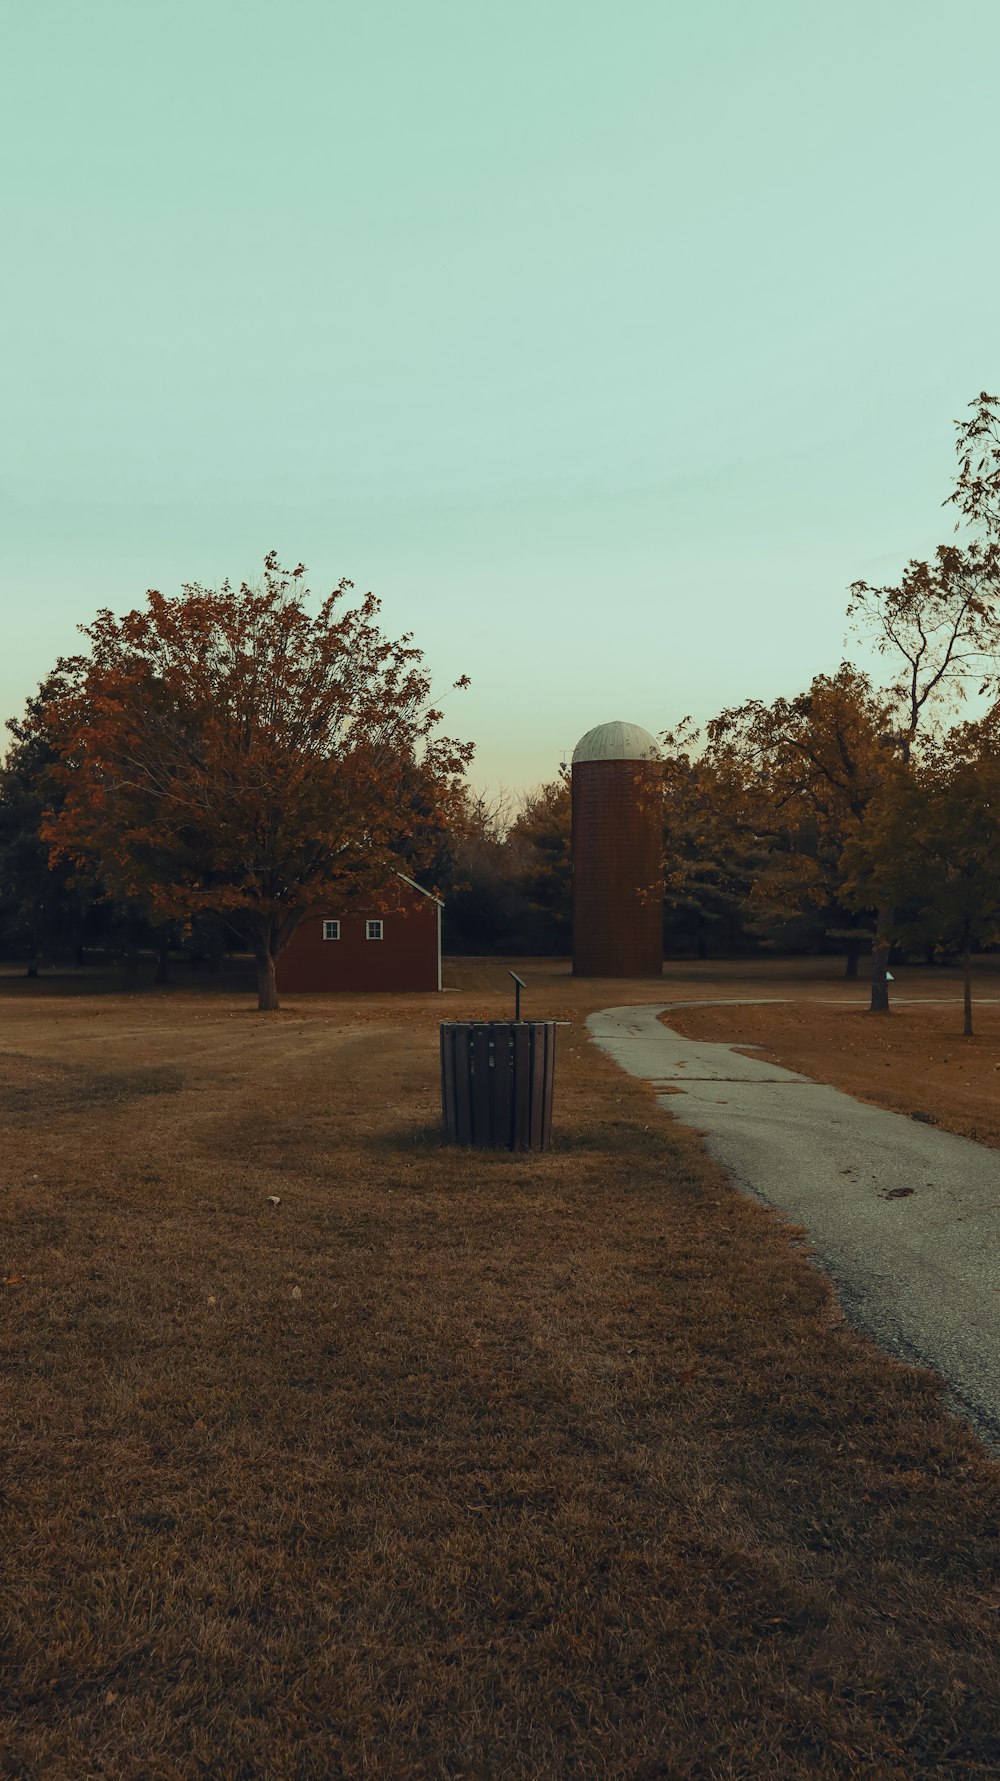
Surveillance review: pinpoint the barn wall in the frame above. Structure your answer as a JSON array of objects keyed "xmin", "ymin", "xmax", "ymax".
[
  {"xmin": 572, "ymin": 758, "xmax": 663, "ymax": 977},
  {"xmin": 275, "ymin": 895, "xmax": 440, "ymax": 993}
]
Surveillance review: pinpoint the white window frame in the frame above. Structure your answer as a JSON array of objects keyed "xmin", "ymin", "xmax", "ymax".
[
  {"xmin": 366, "ymin": 919, "xmax": 384, "ymax": 941},
  {"xmin": 322, "ymin": 920, "xmax": 341, "ymax": 941}
]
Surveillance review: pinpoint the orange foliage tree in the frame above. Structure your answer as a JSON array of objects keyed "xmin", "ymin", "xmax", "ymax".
[
  {"xmin": 658, "ymin": 716, "xmax": 772, "ymax": 958},
  {"xmin": 842, "ymin": 715, "xmax": 1000, "ymax": 1035},
  {"xmin": 40, "ymin": 554, "xmax": 473, "ymax": 1010},
  {"xmin": 656, "ymin": 671, "xmax": 896, "ymax": 967},
  {"xmin": 847, "ymin": 391, "xmax": 1000, "ymax": 1009},
  {"xmin": 506, "ymin": 774, "xmax": 572, "ymax": 953}
]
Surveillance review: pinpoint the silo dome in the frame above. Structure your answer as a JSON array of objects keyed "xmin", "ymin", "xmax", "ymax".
[{"xmin": 572, "ymin": 721, "xmax": 660, "ymax": 764}]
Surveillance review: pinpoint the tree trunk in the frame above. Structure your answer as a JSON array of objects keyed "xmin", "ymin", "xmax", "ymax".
[
  {"xmin": 26, "ymin": 956, "xmax": 38, "ymax": 979},
  {"xmin": 255, "ymin": 950, "xmax": 280, "ymax": 1012},
  {"xmin": 963, "ymin": 945, "xmax": 973, "ymax": 1038},
  {"xmin": 870, "ymin": 907, "xmax": 892, "ymax": 1013},
  {"xmin": 154, "ymin": 946, "xmax": 170, "ymax": 985},
  {"xmin": 844, "ymin": 940, "xmax": 861, "ymax": 980}
]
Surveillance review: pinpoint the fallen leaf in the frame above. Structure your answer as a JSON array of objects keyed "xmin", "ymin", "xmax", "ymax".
[
  {"xmin": 291, "ymin": 1286, "xmax": 302, "ymax": 1299},
  {"xmin": 267, "ymin": 1195, "xmax": 281, "ymax": 1206},
  {"xmin": 2, "ymin": 1275, "xmax": 23, "ymax": 1286}
]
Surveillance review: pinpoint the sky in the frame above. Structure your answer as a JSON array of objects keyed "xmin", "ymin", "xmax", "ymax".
[{"xmin": 3, "ymin": 0, "xmax": 999, "ymax": 794}]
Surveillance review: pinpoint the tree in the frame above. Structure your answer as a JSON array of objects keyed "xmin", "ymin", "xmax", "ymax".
[
  {"xmin": 507, "ymin": 774, "xmax": 572, "ymax": 954},
  {"xmin": 692, "ymin": 668, "xmax": 895, "ymax": 972},
  {"xmin": 842, "ymin": 724, "xmax": 1000, "ymax": 1035},
  {"xmin": 0, "ymin": 671, "xmax": 113, "ymax": 971},
  {"xmin": 948, "ymin": 390, "xmax": 1000, "ymax": 540},
  {"xmin": 659, "ymin": 719, "xmax": 769, "ymax": 958},
  {"xmin": 433, "ymin": 777, "xmax": 571, "ymax": 957},
  {"xmin": 848, "ymin": 392, "xmax": 1000, "ymax": 1011},
  {"xmin": 40, "ymin": 554, "xmax": 473, "ymax": 1010},
  {"xmin": 435, "ymin": 786, "xmax": 525, "ymax": 954}
]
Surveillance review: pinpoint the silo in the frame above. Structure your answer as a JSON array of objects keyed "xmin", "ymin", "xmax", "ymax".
[{"xmin": 571, "ymin": 720, "xmax": 663, "ymax": 978}]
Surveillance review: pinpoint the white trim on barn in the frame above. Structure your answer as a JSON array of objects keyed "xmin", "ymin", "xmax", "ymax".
[{"xmin": 394, "ymin": 871, "xmax": 445, "ymax": 907}]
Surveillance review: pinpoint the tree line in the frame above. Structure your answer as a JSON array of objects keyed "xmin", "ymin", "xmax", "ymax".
[
  {"xmin": 434, "ymin": 393, "xmax": 1000, "ymax": 1033},
  {"xmin": 3, "ymin": 397, "xmax": 1000, "ymax": 1021},
  {"xmin": 0, "ymin": 555, "xmax": 474, "ymax": 1010}
]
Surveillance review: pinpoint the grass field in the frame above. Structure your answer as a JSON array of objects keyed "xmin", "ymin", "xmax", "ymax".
[
  {"xmin": 663, "ymin": 979, "xmax": 1000, "ymax": 1154},
  {"xmin": 3, "ymin": 956, "xmax": 1000, "ymax": 1778}
]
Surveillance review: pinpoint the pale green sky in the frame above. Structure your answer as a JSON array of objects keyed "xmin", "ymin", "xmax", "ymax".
[{"xmin": 3, "ymin": 0, "xmax": 998, "ymax": 790}]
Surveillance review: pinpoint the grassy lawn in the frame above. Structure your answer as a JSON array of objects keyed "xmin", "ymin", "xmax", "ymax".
[
  {"xmin": 664, "ymin": 968, "xmax": 1000, "ymax": 1152},
  {"xmin": 2, "ymin": 957, "xmax": 1000, "ymax": 1778}
]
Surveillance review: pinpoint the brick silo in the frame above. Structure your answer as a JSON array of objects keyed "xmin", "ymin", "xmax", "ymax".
[{"xmin": 572, "ymin": 720, "xmax": 663, "ymax": 978}]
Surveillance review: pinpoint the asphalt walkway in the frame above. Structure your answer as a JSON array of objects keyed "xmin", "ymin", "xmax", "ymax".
[{"xmin": 588, "ymin": 1000, "xmax": 1000, "ymax": 1454}]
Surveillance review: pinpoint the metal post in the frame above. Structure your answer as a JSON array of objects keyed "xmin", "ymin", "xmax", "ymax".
[{"xmin": 510, "ymin": 971, "xmax": 525, "ymax": 1022}]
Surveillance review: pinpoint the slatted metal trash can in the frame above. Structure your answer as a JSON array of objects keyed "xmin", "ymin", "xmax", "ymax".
[{"xmin": 440, "ymin": 1021, "xmax": 557, "ymax": 1150}]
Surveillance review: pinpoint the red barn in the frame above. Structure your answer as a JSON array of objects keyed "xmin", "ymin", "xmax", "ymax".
[{"xmin": 275, "ymin": 873, "xmax": 443, "ymax": 994}]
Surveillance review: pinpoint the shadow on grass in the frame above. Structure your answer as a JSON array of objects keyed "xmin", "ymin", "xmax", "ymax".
[
  {"xmin": 0, "ymin": 1054, "xmax": 186, "ymax": 1123},
  {"xmin": 0, "ymin": 961, "xmax": 258, "ymax": 999},
  {"xmin": 371, "ymin": 1119, "xmax": 452, "ymax": 1154},
  {"xmin": 372, "ymin": 1116, "xmax": 665, "ymax": 1162}
]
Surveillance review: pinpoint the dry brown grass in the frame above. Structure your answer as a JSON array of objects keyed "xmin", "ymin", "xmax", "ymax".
[
  {"xmin": 2, "ymin": 956, "xmax": 1000, "ymax": 1778},
  {"xmin": 664, "ymin": 976, "xmax": 1000, "ymax": 1152}
]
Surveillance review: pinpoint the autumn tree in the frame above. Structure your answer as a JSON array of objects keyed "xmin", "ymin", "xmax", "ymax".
[
  {"xmin": 848, "ymin": 392, "xmax": 1000, "ymax": 1010},
  {"xmin": 435, "ymin": 786, "xmax": 526, "ymax": 954},
  {"xmin": 40, "ymin": 554, "xmax": 473, "ymax": 1010},
  {"xmin": 948, "ymin": 390, "xmax": 1000, "ymax": 539},
  {"xmin": 678, "ymin": 668, "xmax": 895, "ymax": 970},
  {"xmin": 659, "ymin": 719, "xmax": 769, "ymax": 958},
  {"xmin": 506, "ymin": 773, "xmax": 572, "ymax": 953},
  {"xmin": 842, "ymin": 720, "xmax": 1000, "ymax": 1036},
  {"xmin": 2, "ymin": 675, "xmax": 186, "ymax": 982},
  {"xmin": 434, "ymin": 775, "xmax": 571, "ymax": 956},
  {"xmin": 0, "ymin": 671, "xmax": 114, "ymax": 971}
]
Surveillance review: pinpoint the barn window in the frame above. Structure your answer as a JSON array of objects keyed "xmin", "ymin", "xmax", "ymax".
[
  {"xmin": 366, "ymin": 920, "xmax": 384, "ymax": 941},
  {"xmin": 322, "ymin": 920, "xmax": 340, "ymax": 941}
]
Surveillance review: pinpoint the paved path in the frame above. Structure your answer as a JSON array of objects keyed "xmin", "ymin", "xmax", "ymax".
[{"xmin": 588, "ymin": 1001, "xmax": 1000, "ymax": 1454}]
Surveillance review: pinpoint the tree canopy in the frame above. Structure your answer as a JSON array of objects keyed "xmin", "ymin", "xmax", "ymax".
[
  {"xmin": 38, "ymin": 554, "xmax": 473, "ymax": 1009},
  {"xmin": 4, "ymin": 396, "xmax": 1000, "ymax": 1009},
  {"xmin": 843, "ymin": 718, "xmax": 1000, "ymax": 1034},
  {"xmin": 845, "ymin": 392, "xmax": 1000, "ymax": 1008}
]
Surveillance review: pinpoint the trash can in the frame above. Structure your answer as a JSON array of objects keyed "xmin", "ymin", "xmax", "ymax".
[{"xmin": 440, "ymin": 1021, "xmax": 557, "ymax": 1150}]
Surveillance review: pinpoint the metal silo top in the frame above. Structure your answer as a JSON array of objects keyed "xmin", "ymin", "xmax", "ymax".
[{"xmin": 571, "ymin": 721, "xmax": 660, "ymax": 764}]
